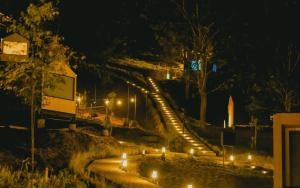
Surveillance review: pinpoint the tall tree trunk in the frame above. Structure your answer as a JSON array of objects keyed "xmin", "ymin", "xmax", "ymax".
[{"xmin": 200, "ymin": 90, "xmax": 207, "ymax": 125}]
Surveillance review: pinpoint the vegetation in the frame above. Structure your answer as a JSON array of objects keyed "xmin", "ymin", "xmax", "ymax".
[
  {"xmin": 0, "ymin": 166, "xmax": 88, "ymax": 188},
  {"xmin": 0, "ymin": 0, "xmax": 78, "ymax": 171}
]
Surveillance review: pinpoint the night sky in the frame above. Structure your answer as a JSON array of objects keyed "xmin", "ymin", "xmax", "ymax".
[
  {"xmin": 61, "ymin": 0, "xmax": 300, "ymax": 57},
  {"xmin": 1, "ymin": 0, "xmax": 300, "ymax": 58}
]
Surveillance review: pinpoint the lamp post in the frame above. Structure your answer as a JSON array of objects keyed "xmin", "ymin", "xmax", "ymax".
[
  {"xmin": 145, "ymin": 91, "xmax": 148, "ymax": 122},
  {"xmin": 134, "ymin": 94, "xmax": 137, "ymax": 120},
  {"xmin": 130, "ymin": 95, "xmax": 137, "ymax": 121},
  {"xmin": 127, "ymin": 82, "xmax": 130, "ymax": 126}
]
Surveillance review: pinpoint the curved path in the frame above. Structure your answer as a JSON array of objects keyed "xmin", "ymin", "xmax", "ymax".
[{"xmin": 88, "ymin": 155, "xmax": 159, "ymax": 188}]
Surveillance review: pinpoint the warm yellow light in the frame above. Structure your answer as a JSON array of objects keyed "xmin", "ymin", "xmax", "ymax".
[
  {"xmin": 187, "ymin": 184, "xmax": 193, "ymax": 188},
  {"xmin": 104, "ymin": 99, "xmax": 109, "ymax": 105},
  {"xmin": 117, "ymin": 100, "xmax": 122, "ymax": 106},
  {"xmin": 229, "ymin": 155, "xmax": 235, "ymax": 161},
  {"xmin": 76, "ymin": 96, "xmax": 81, "ymax": 102},
  {"xmin": 162, "ymin": 147, "xmax": 166, "ymax": 153},
  {"xmin": 247, "ymin": 154, "xmax": 252, "ymax": 160},
  {"xmin": 122, "ymin": 153, "xmax": 127, "ymax": 160},
  {"xmin": 122, "ymin": 159, "xmax": 128, "ymax": 168},
  {"xmin": 142, "ymin": 150, "xmax": 146, "ymax": 155},
  {"xmin": 190, "ymin": 148, "xmax": 194, "ymax": 155},
  {"xmin": 130, "ymin": 98, "xmax": 135, "ymax": 103},
  {"xmin": 262, "ymin": 170, "xmax": 267, "ymax": 174},
  {"xmin": 251, "ymin": 165, "xmax": 256, "ymax": 169},
  {"xmin": 151, "ymin": 170, "xmax": 158, "ymax": 179}
]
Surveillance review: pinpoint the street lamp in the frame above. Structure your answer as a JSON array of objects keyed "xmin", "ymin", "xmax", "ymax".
[
  {"xmin": 130, "ymin": 95, "xmax": 137, "ymax": 121},
  {"xmin": 104, "ymin": 99, "xmax": 109, "ymax": 105},
  {"xmin": 117, "ymin": 99, "xmax": 122, "ymax": 106},
  {"xmin": 130, "ymin": 97, "xmax": 135, "ymax": 103},
  {"xmin": 229, "ymin": 155, "xmax": 235, "ymax": 161}
]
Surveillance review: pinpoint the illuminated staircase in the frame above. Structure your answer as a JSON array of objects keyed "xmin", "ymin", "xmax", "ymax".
[{"xmin": 147, "ymin": 77, "xmax": 216, "ymax": 156}]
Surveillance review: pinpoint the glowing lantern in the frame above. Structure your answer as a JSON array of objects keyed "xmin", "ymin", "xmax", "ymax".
[
  {"xmin": 151, "ymin": 170, "xmax": 158, "ymax": 180},
  {"xmin": 247, "ymin": 154, "xmax": 252, "ymax": 160},
  {"xmin": 122, "ymin": 153, "xmax": 127, "ymax": 160}
]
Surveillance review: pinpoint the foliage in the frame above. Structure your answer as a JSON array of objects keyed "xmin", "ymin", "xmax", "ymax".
[
  {"xmin": 0, "ymin": 1, "xmax": 75, "ymax": 107},
  {"xmin": 0, "ymin": 165, "xmax": 88, "ymax": 188},
  {"xmin": 242, "ymin": 45, "xmax": 300, "ymax": 119}
]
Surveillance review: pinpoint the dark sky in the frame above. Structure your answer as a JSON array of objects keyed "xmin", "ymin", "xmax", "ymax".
[{"xmin": 1, "ymin": 0, "xmax": 300, "ymax": 59}]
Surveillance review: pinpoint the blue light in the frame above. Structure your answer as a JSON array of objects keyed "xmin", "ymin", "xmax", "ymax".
[
  {"xmin": 212, "ymin": 64, "xmax": 217, "ymax": 72},
  {"xmin": 191, "ymin": 60, "xmax": 201, "ymax": 71},
  {"xmin": 191, "ymin": 60, "xmax": 198, "ymax": 71}
]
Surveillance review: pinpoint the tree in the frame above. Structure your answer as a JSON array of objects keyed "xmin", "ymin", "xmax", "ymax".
[
  {"xmin": 265, "ymin": 45, "xmax": 300, "ymax": 112},
  {"xmin": 173, "ymin": 0, "xmax": 218, "ymax": 125},
  {"xmin": 0, "ymin": 1, "xmax": 74, "ymax": 171}
]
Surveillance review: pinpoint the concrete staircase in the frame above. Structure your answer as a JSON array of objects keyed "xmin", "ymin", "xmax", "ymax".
[{"xmin": 147, "ymin": 77, "xmax": 216, "ymax": 156}]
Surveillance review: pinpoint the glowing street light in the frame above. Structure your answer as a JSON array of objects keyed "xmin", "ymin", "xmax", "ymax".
[
  {"xmin": 229, "ymin": 155, "xmax": 235, "ymax": 161},
  {"xmin": 130, "ymin": 97, "xmax": 135, "ymax": 103},
  {"xmin": 76, "ymin": 96, "xmax": 81, "ymax": 103},
  {"xmin": 117, "ymin": 99, "xmax": 123, "ymax": 106},
  {"xmin": 104, "ymin": 99, "xmax": 109, "ymax": 105},
  {"xmin": 187, "ymin": 184, "xmax": 193, "ymax": 188}
]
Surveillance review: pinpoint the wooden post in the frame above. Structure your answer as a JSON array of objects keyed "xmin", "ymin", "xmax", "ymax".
[{"xmin": 44, "ymin": 167, "xmax": 48, "ymax": 183}]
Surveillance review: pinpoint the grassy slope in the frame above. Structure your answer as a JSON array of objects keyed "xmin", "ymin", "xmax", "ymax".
[{"xmin": 0, "ymin": 125, "xmax": 162, "ymax": 187}]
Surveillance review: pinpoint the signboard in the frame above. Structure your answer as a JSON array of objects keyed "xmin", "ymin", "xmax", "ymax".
[
  {"xmin": 221, "ymin": 129, "xmax": 236, "ymax": 146},
  {"xmin": 2, "ymin": 41, "xmax": 28, "ymax": 55},
  {"xmin": 0, "ymin": 33, "xmax": 29, "ymax": 62}
]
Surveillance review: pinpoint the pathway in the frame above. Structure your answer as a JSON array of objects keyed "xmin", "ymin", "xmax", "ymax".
[{"xmin": 88, "ymin": 155, "xmax": 159, "ymax": 188}]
